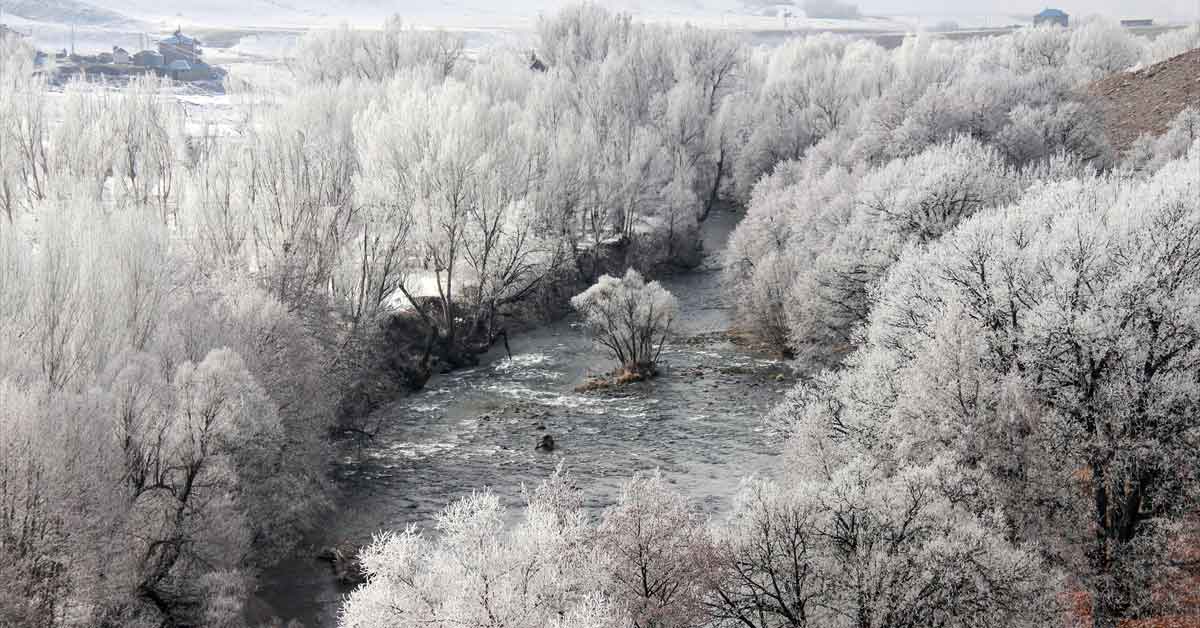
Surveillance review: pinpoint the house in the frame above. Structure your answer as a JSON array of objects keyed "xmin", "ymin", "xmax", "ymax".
[
  {"xmin": 159, "ymin": 28, "xmax": 201, "ymax": 65},
  {"xmin": 97, "ymin": 52, "xmax": 114, "ymax": 64},
  {"xmin": 133, "ymin": 50, "xmax": 164, "ymax": 68},
  {"xmin": 113, "ymin": 46, "xmax": 130, "ymax": 64},
  {"xmin": 34, "ymin": 50, "xmax": 48, "ymax": 68},
  {"xmin": 1120, "ymin": 19, "xmax": 1154, "ymax": 27},
  {"xmin": 167, "ymin": 59, "xmax": 192, "ymax": 72},
  {"xmin": 1034, "ymin": 8, "xmax": 1069, "ymax": 27}
]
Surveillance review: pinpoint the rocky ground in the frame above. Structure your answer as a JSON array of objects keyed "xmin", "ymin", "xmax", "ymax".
[{"xmin": 1090, "ymin": 48, "xmax": 1200, "ymax": 154}]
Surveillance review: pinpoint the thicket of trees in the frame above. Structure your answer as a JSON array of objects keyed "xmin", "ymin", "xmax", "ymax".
[
  {"xmin": 342, "ymin": 464, "xmax": 1060, "ymax": 628},
  {"xmin": 717, "ymin": 17, "xmax": 1200, "ymax": 628},
  {"xmin": 724, "ymin": 22, "xmax": 1200, "ymax": 366},
  {"xmin": 778, "ymin": 146, "xmax": 1200, "ymax": 627},
  {"xmin": 2, "ymin": 4, "xmax": 1199, "ymax": 627}
]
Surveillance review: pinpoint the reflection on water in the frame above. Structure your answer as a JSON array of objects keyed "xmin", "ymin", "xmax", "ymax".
[{"xmin": 257, "ymin": 208, "xmax": 791, "ymax": 627}]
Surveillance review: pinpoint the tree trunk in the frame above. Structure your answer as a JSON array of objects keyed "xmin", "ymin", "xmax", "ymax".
[{"xmin": 702, "ymin": 148, "xmax": 726, "ymax": 222}]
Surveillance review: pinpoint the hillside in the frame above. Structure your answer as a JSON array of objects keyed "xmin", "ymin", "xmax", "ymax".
[
  {"xmin": 2, "ymin": 0, "xmax": 133, "ymax": 26},
  {"xmin": 1090, "ymin": 48, "xmax": 1200, "ymax": 154}
]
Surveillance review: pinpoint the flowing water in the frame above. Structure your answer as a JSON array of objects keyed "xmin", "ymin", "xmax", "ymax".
[{"xmin": 257, "ymin": 207, "xmax": 793, "ymax": 627}]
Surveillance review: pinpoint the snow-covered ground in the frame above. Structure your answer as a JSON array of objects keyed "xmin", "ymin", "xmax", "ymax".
[
  {"xmin": 6, "ymin": 0, "xmax": 1022, "ymax": 48},
  {"xmin": 28, "ymin": 0, "xmax": 923, "ymax": 30},
  {"xmin": 9, "ymin": 0, "xmax": 1196, "ymax": 60}
]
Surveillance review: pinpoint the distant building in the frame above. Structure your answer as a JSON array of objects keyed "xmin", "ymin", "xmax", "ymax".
[
  {"xmin": 1034, "ymin": 8, "xmax": 1069, "ymax": 27},
  {"xmin": 133, "ymin": 50, "xmax": 164, "ymax": 68},
  {"xmin": 159, "ymin": 28, "xmax": 201, "ymax": 65},
  {"xmin": 1120, "ymin": 19, "xmax": 1154, "ymax": 27},
  {"xmin": 113, "ymin": 46, "xmax": 131, "ymax": 64},
  {"xmin": 97, "ymin": 52, "xmax": 114, "ymax": 64}
]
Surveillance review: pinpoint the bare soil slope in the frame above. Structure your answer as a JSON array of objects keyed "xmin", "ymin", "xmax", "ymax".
[{"xmin": 1089, "ymin": 48, "xmax": 1200, "ymax": 154}]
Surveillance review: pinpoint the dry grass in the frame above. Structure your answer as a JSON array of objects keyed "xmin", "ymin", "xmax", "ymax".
[
  {"xmin": 574, "ymin": 363, "xmax": 658, "ymax": 393},
  {"xmin": 1089, "ymin": 48, "xmax": 1200, "ymax": 154}
]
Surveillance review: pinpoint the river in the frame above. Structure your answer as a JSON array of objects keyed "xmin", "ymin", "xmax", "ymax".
[{"xmin": 257, "ymin": 206, "xmax": 794, "ymax": 627}]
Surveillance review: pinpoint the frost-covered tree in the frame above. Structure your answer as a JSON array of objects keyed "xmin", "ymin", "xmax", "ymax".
[
  {"xmin": 0, "ymin": 382, "xmax": 75, "ymax": 627},
  {"xmin": 241, "ymin": 82, "xmax": 362, "ymax": 309},
  {"xmin": 0, "ymin": 195, "xmax": 340, "ymax": 625},
  {"xmin": 1144, "ymin": 24, "xmax": 1200, "ymax": 65},
  {"xmin": 533, "ymin": 5, "xmax": 743, "ymax": 270},
  {"xmin": 291, "ymin": 17, "xmax": 464, "ymax": 83},
  {"xmin": 710, "ymin": 458, "xmax": 1057, "ymax": 628},
  {"xmin": 108, "ymin": 76, "xmax": 185, "ymax": 217},
  {"xmin": 49, "ymin": 80, "xmax": 116, "ymax": 203},
  {"xmin": 1066, "ymin": 19, "xmax": 1143, "ymax": 80},
  {"xmin": 598, "ymin": 473, "xmax": 716, "ymax": 628},
  {"xmin": 727, "ymin": 137, "xmax": 1020, "ymax": 367},
  {"xmin": 536, "ymin": 3, "xmax": 633, "ymax": 71},
  {"xmin": 1126, "ymin": 108, "xmax": 1200, "ymax": 173},
  {"xmin": 778, "ymin": 145, "xmax": 1200, "ymax": 628},
  {"xmin": 353, "ymin": 75, "xmax": 549, "ymax": 354},
  {"xmin": 0, "ymin": 37, "xmax": 49, "ymax": 220},
  {"xmin": 571, "ymin": 269, "xmax": 678, "ymax": 373},
  {"xmin": 733, "ymin": 36, "xmax": 887, "ymax": 199},
  {"xmin": 724, "ymin": 160, "xmax": 856, "ymax": 356},
  {"xmin": 1009, "ymin": 25, "xmax": 1071, "ymax": 72},
  {"xmin": 339, "ymin": 468, "xmax": 618, "ymax": 628},
  {"xmin": 100, "ymin": 348, "xmax": 281, "ymax": 625}
]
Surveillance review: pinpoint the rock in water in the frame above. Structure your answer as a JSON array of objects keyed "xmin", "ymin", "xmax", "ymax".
[
  {"xmin": 318, "ymin": 542, "xmax": 367, "ymax": 586},
  {"xmin": 535, "ymin": 434, "xmax": 556, "ymax": 452}
]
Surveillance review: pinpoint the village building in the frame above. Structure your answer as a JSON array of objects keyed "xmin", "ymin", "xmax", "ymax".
[
  {"xmin": 1034, "ymin": 8, "xmax": 1069, "ymax": 27},
  {"xmin": 159, "ymin": 28, "xmax": 202, "ymax": 65},
  {"xmin": 133, "ymin": 50, "xmax": 164, "ymax": 68},
  {"xmin": 113, "ymin": 46, "xmax": 131, "ymax": 64}
]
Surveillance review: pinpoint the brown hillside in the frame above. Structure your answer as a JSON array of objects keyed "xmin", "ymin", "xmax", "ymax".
[{"xmin": 1088, "ymin": 48, "xmax": 1200, "ymax": 154}]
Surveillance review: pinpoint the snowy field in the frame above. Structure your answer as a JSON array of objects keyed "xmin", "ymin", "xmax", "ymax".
[{"xmin": 10, "ymin": 0, "xmax": 1196, "ymax": 63}]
